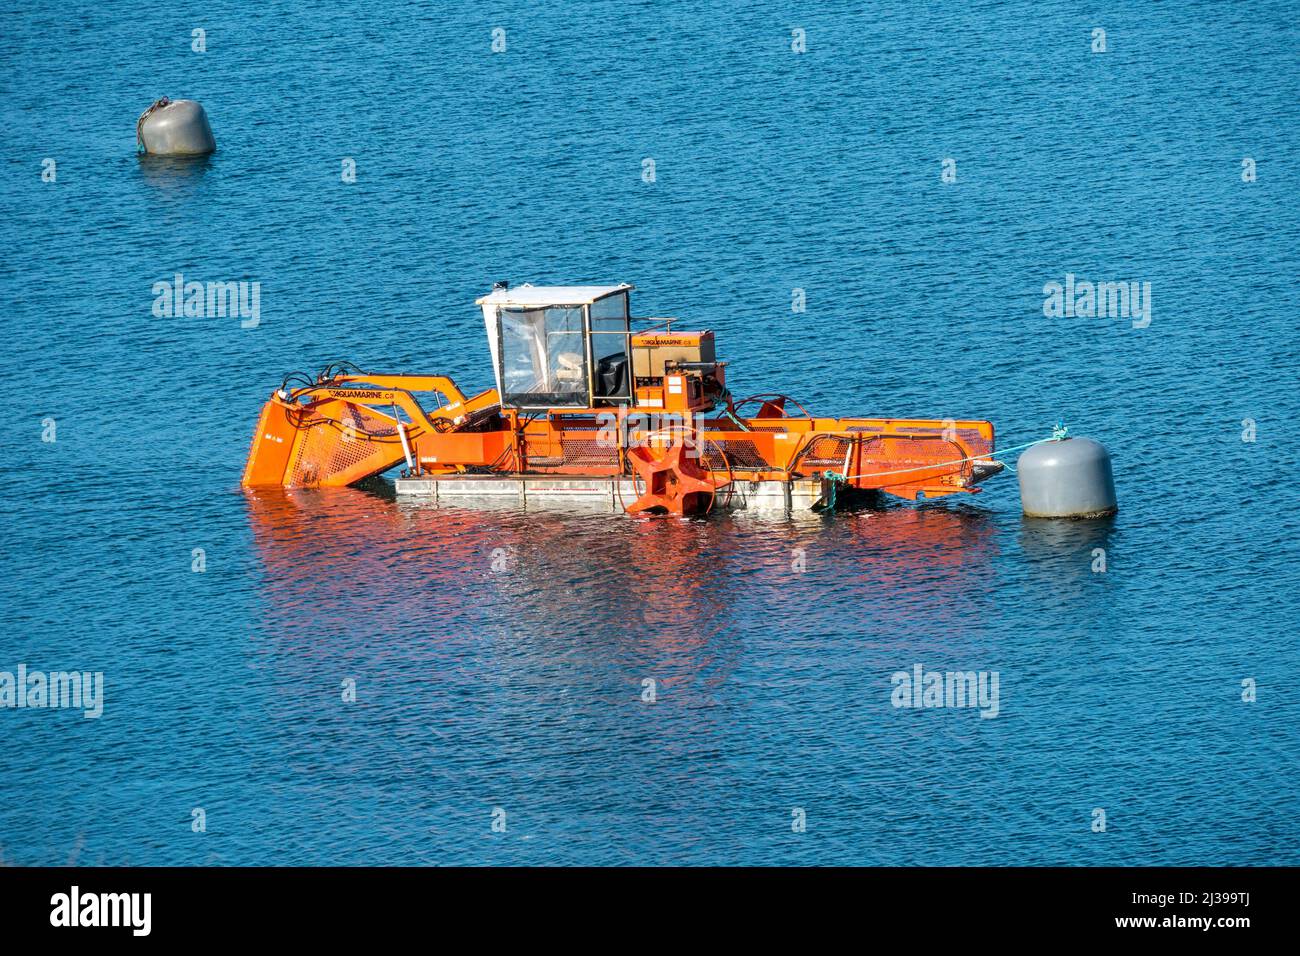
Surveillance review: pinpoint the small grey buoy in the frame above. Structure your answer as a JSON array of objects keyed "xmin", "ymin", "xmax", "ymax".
[
  {"xmin": 136, "ymin": 98, "xmax": 215, "ymax": 156},
  {"xmin": 1018, "ymin": 436, "xmax": 1117, "ymax": 519}
]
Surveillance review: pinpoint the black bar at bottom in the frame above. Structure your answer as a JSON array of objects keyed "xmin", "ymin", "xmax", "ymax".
[{"xmin": 0, "ymin": 866, "xmax": 1279, "ymax": 940}]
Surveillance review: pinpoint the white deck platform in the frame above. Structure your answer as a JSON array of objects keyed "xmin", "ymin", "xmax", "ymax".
[{"xmin": 393, "ymin": 474, "xmax": 831, "ymax": 512}]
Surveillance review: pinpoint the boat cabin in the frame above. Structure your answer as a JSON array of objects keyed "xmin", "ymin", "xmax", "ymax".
[
  {"xmin": 476, "ymin": 282, "xmax": 724, "ymax": 414},
  {"xmin": 477, "ymin": 283, "xmax": 635, "ymax": 410}
]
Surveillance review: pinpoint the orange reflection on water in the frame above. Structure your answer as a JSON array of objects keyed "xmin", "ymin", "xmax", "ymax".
[{"xmin": 244, "ymin": 488, "xmax": 1008, "ymax": 661}]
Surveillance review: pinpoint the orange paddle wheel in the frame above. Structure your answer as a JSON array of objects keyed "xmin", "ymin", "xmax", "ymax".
[{"xmin": 625, "ymin": 430, "xmax": 733, "ymax": 516}]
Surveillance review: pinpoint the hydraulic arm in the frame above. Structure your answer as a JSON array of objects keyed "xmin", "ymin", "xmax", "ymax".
[{"xmin": 242, "ymin": 371, "xmax": 500, "ymax": 488}]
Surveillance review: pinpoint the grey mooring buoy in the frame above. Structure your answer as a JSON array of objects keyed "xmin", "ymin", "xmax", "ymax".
[
  {"xmin": 1018, "ymin": 435, "xmax": 1117, "ymax": 519},
  {"xmin": 136, "ymin": 97, "xmax": 215, "ymax": 156}
]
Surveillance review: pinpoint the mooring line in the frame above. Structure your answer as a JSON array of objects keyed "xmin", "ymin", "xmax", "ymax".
[{"xmin": 831, "ymin": 424, "xmax": 1068, "ymax": 483}]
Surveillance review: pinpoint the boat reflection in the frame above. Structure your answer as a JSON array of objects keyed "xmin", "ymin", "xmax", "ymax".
[
  {"xmin": 244, "ymin": 487, "xmax": 1005, "ymax": 664},
  {"xmin": 242, "ymin": 486, "xmax": 735, "ymax": 652}
]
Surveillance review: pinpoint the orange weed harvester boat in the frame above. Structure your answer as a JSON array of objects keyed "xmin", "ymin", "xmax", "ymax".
[{"xmin": 242, "ymin": 283, "xmax": 1003, "ymax": 515}]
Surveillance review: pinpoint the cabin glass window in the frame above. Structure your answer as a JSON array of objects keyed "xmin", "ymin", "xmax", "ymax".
[
  {"xmin": 498, "ymin": 306, "xmax": 588, "ymax": 408},
  {"xmin": 589, "ymin": 293, "xmax": 631, "ymax": 400}
]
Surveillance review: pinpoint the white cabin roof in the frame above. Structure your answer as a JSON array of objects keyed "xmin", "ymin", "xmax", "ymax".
[{"xmin": 475, "ymin": 283, "xmax": 633, "ymax": 308}]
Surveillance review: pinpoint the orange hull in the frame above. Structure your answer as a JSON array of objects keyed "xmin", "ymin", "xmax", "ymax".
[{"xmin": 244, "ymin": 374, "xmax": 999, "ymax": 515}]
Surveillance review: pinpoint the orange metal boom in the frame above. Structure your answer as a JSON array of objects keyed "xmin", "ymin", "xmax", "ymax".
[{"xmin": 242, "ymin": 374, "xmax": 499, "ymax": 488}]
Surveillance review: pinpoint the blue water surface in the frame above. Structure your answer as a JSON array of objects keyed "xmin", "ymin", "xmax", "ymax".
[{"xmin": 1, "ymin": 0, "xmax": 1297, "ymax": 865}]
